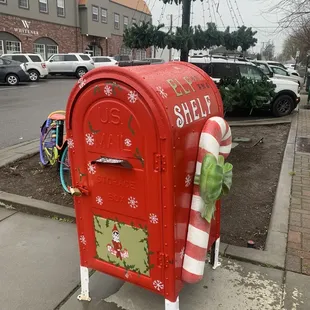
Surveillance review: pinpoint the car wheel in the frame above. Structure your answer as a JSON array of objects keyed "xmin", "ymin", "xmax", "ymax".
[
  {"xmin": 272, "ymin": 95, "xmax": 294, "ymax": 117},
  {"xmin": 28, "ymin": 70, "xmax": 40, "ymax": 82},
  {"xmin": 76, "ymin": 67, "xmax": 87, "ymax": 78},
  {"xmin": 6, "ymin": 74, "xmax": 19, "ymax": 86}
]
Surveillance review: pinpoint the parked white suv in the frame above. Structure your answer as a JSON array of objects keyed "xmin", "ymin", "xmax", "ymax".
[
  {"xmin": 1, "ymin": 53, "xmax": 48, "ymax": 82},
  {"xmin": 92, "ymin": 56, "xmax": 119, "ymax": 68},
  {"xmin": 46, "ymin": 53, "xmax": 95, "ymax": 78},
  {"xmin": 189, "ymin": 57, "xmax": 300, "ymax": 117}
]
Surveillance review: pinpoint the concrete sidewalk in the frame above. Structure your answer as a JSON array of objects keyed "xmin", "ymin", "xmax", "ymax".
[
  {"xmin": 60, "ymin": 257, "xmax": 310, "ymax": 310},
  {"xmin": 286, "ymin": 104, "xmax": 310, "ymax": 275},
  {"xmin": 1, "ymin": 205, "xmax": 309, "ymax": 310},
  {"xmin": 0, "ymin": 139, "xmax": 38, "ymax": 168}
]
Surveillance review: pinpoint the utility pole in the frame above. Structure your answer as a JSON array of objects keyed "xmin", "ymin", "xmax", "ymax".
[
  {"xmin": 167, "ymin": 14, "xmax": 173, "ymax": 61},
  {"xmin": 180, "ymin": 0, "xmax": 191, "ymax": 62}
]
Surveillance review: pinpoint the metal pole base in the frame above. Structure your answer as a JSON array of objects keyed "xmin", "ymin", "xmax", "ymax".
[
  {"xmin": 77, "ymin": 266, "xmax": 91, "ymax": 302},
  {"xmin": 165, "ymin": 297, "xmax": 180, "ymax": 310},
  {"xmin": 212, "ymin": 238, "xmax": 221, "ymax": 270}
]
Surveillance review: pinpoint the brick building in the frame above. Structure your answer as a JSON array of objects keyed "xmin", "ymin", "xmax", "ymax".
[{"xmin": 0, "ymin": 0, "xmax": 152, "ymax": 60}]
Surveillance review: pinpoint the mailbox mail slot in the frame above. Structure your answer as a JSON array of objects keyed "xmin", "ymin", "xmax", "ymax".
[{"xmin": 66, "ymin": 62, "xmax": 230, "ymax": 309}]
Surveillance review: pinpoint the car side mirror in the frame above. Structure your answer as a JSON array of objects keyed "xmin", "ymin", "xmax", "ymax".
[
  {"xmin": 269, "ymin": 72, "xmax": 274, "ymax": 78},
  {"xmin": 49, "ymin": 59, "xmax": 54, "ymax": 63}
]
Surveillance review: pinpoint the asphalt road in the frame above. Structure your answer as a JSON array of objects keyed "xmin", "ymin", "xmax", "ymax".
[{"xmin": 0, "ymin": 78, "xmax": 76, "ymax": 149}]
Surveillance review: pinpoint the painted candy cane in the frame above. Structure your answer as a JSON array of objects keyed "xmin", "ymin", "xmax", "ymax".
[{"xmin": 182, "ymin": 116, "xmax": 232, "ymax": 284}]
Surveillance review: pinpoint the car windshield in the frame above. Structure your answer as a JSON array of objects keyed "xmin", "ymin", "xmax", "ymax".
[
  {"xmin": 253, "ymin": 62, "xmax": 270, "ymax": 75},
  {"xmin": 271, "ymin": 66, "xmax": 288, "ymax": 76}
]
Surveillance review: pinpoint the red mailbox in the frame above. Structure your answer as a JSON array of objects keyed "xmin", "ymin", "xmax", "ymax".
[{"xmin": 66, "ymin": 62, "xmax": 232, "ymax": 309}]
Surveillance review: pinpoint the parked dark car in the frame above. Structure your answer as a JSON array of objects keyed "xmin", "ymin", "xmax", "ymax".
[
  {"xmin": 113, "ymin": 55, "xmax": 151, "ymax": 67},
  {"xmin": 0, "ymin": 58, "xmax": 30, "ymax": 86}
]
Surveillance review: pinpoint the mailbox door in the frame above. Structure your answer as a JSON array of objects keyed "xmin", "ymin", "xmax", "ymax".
[{"xmin": 69, "ymin": 80, "xmax": 165, "ymax": 294}]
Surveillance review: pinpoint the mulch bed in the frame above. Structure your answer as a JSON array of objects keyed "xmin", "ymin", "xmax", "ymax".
[
  {"xmin": 0, "ymin": 124, "xmax": 290, "ymax": 249},
  {"xmin": 221, "ymin": 124, "xmax": 290, "ymax": 248}
]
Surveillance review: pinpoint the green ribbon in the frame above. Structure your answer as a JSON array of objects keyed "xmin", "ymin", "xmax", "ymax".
[{"xmin": 194, "ymin": 154, "xmax": 233, "ymax": 223}]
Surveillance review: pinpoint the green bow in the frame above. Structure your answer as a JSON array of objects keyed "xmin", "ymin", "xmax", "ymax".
[{"xmin": 194, "ymin": 154, "xmax": 233, "ymax": 223}]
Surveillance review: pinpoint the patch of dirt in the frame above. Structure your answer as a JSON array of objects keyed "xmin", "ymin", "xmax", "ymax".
[
  {"xmin": 0, "ymin": 124, "xmax": 290, "ymax": 249},
  {"xmin": 221, "ymin": 124, "xmax": 290, "ymax": 249},
  {"xmin": 0, "ymin": 154, "xmax": 73, "ymax": 207}
]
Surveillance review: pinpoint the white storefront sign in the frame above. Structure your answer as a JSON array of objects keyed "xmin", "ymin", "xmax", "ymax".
[{"xmin": 13, "ymin": 19, "xmax": 39, "ymax": 36}]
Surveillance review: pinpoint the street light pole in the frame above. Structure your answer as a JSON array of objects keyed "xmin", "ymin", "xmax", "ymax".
[
  {"xmin": 167, "ymin": 14, "xmax": 173, "ymax": 61},
  {"xmin": 180, "ymin": 0, "xmax": 191, "ymax": 62}
]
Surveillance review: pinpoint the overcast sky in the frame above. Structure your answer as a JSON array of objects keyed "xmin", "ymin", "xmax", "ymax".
[{"xmin": 149, "ymin": 0, "xmax": 287, "ymax": 55}]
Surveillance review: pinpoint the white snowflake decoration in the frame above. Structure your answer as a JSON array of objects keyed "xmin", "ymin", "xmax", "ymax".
[
  {"xmin": 87, "ymin": 162, "xmax": 96, "ymax": 175},
  {"xmin": 180, "ymin": 247, "xmax": 185, "ymax": 260},
  {"xmin": 78, "ymin": 78, "xmax": 86, "ymax": 89},
  {"xmin": 185, "ymin": 174, "xmax": 192, "ymax": 188},
  {"xmin": 80, "ymin": 235, "xmax": 87, "ymax": 246},
  {"xmin": 67, "ymin": 138, "xmax": 74, "ymax": 149},
  {"xmin": 156, "ymin": 86, "xmax": 168, "ymax": 99},
  {"xmin": 128, "ymin": 196, "xmax": 138, "ymax": 209},
  {"xmin": 149, "ymin": 213, "xmax": 159, "ymax": 224},
  {"xmin": 85, "ymin": 133, "xmax": 95, "ymax": 146},
  {"xmin": 153, "ymin": 280, "xmax": 164, "ymax": 291},
  {"xmin": 96, "ymin": 196, "xmax": 103, "ymax": 205},
  {"xmin": 128, "ymin": 91, "xmax": 138, "ymax": 103},
  {"xmin": 104, "ymin": 85, "xmax": 113, "ymax": 96},
  {"xmin": 124, "ymin": 138, "xmax": 132, "ymax": 147}
]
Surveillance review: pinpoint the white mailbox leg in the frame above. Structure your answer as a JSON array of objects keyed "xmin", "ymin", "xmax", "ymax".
[
  {"xmin": 77, "ymin": 266, "xmax": 91, "ymax": 302},
  {"xmin": 165, "ymin": 297, "xmax": 180, "ymax": 310},
  {"xmin": 212, "ymin": 237, "xmax": 221, "ymax": 270}
]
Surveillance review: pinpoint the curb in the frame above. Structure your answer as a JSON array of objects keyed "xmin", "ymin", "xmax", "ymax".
[
  {"xmin": 0, "ymin": 115, "xmax": 297, "ymax": 269},
  {"xmin": 229, "ymin": 119, "xmax": 292, "ymax": 127},
  {"xmin": 221, "ymin": 112, "xmax": 297, "ymax": 269},
  {"xmin": 0, "ymin": 139, "xmax": 39, "ymax": 168},
  {"xmin": 228, "ymin": 111, "xmax": 295, "ymax": 127},
  {"xmin": 0, "ymin": 191, "xmax": 76, "ymax": 221}
]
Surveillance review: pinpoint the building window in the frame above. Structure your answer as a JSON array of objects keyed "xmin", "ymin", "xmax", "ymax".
[
  {"xmin": 114, "ymin": 13, "xmax": 120, "ymax": 29},
  {"xmin": 6, "ymin": 41, "xmax": 22, "ymax": 53},
  {"xmin": 92, "ymin": 5, "xmax": 99, "ymax": 21},
  {"xmin": 33, "ymin": 43, "xmax": 45, "ymax": 60},
  {"xmin": 136, "ymin": 49, "xmax": 146, "ymax": 60},
  {"xmin": 0, "ymin": 0, "xmax": 7, "ymax": 4},
  {"xmin": 19, "ymin": 0, "xmax": 29, "ymax": 9},
  {"xmin": 47, "ymin": 45, "xmax": 58, "ymax": 60},
  {"xmin": 39, "ymin": 0, "xmax": 48, "ymax": 13},
  {"xmin": 0, "ymin": 40, "xmax": 3, "ymax": 55},
  {"xmin": 124, "ymin": 16, "xmax": 129, "ymax": 29},
  {"xmin": 132, "ymin": 18, "xmax": 136, "ymax": 25},
  {"xmin": 120, "ymin": 47, "xmax": 132, "ymax": 56},
  {"xmin": 57, "ymin": 0, "xmax": 65, "ymax": 17},
  {"xmin": 101, "ymin": 8, "xmax": 107, "ymax": 23}
]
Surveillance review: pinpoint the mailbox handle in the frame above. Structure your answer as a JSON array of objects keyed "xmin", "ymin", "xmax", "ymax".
[{"xmin": 91, "ymin": 157, "xmax": 133, "ymax": 169}]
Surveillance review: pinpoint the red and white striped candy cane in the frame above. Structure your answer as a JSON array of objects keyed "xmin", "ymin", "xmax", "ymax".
[{"xmin": 182, "ymin": 116, "xmax": 232, "ymax": 284}]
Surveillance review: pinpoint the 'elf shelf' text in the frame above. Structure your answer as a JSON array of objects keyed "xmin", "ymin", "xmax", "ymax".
[{"xmin": 174, "ymin": 95, "xmax": 212, "ymax": 128}]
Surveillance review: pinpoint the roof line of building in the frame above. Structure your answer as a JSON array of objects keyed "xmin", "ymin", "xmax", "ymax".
[
  {"xmin": 110, "ymin": 0, "xmax": 152, "ymax": 16},
  {"xmin": 78, "ymin": 0, "xmax": 152, "ymax": 15}
]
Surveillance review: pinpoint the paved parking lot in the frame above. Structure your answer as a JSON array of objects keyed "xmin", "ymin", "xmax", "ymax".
[{"xmin": 0, "ymin": 78, "xmax": 76, "ymax": 149}]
